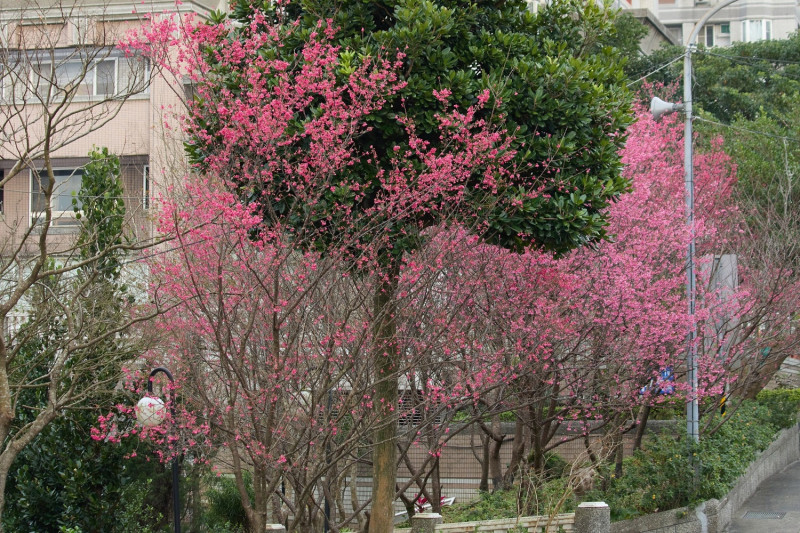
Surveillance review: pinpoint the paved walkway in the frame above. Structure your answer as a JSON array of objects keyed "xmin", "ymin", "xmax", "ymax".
[{"xmin": 727, "ymin": 459, "xmax": 800, "ymax": 532}]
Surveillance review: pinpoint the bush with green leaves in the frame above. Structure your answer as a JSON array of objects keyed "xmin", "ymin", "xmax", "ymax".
[
  {"xmin": 442, "ymin": 490, "xmax": 520, "ymax": 523},
  {"xmin": 756, "ymin": 389, "xmax": 800, "ymax": 429},
  {"xmin": 202, "ymin": 473, "xmax": 254, "ymax": 532},
  {"xmin": 441, "ymin": 472, "xmax": 577, "ymax": 524},
  {"xmin": 2, "ymin": 405, "xmax": 170, "ymax": 532},
  {"xmin": 590, "ymin": 400, "xmax": 780, "ymax": 520}
]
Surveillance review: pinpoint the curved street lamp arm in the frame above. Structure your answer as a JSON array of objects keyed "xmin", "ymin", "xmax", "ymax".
[
  {"xmin": 147, "ymin": 366, "xmax": 175, "ymax": 394},
  {"xmin": 685, "ymin": 0, "xmax": 740, "ymax": 46}
]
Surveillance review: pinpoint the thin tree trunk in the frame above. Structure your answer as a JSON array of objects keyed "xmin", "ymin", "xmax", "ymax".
[
  {"xmin": 613, "ymin": 428, "xmax": 624, "ymax": 478},
  {"xmin": 253, "ymin": 465, "xmax": 268, "ymax": 532},
  {"xmin": 431, "ymin": 458, "xmax": 442, "ymax": 513},
  {"xmin": 368, "ymin": 268, "xmax": 399, "ymax": 533},
  {"xmin": 479, "ymin": 429, "xmax": 490, "ymax": 492},
  {"xmin": 487, "ymin": 416, "xmax": 505, "ymax": 491},
  {"xmin": 501, "ymin": 416, "xmax": 525, "ymax": 489},
  {"xmin": 633, "ymin": 404, "xmax": 651, "ymax": 451}
]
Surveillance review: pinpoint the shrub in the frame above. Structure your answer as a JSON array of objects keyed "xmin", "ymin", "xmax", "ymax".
[
  {"xmin": 442, "ymin": 472, "xmax": 577, "ymax": 524},
  {"xmin": 203, "ymin": 473, "xmax": 253, "ymax": 532},
  {"xmin": 443, "ymin": 490, "xmax": 519, "ymax": 523},
  {"xmin": 589, "ymin": 400, "xmax": 780, "ymax": 520},
  {"xmin": 756, "ymin": 388, "xmax": 800, "ymax": 429},
  {"xmin": 542, "ymin": 452, "xmax": 569, "ymax": 481}
]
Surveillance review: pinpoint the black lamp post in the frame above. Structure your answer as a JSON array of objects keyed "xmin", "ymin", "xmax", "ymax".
[{"xmin": 136, "ymin": 366, "xmax": 181, "ymax": 533}]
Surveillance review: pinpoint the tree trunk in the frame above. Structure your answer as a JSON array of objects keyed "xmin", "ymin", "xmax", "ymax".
[
  {"xmin": 431, "ymin": 458, "xmax": 442, "ymax": 513},
  {"xmin": 478, "ymin": 429, "xmax": 490, "ymax": 492},
  {"xmin": 633, "ymin": 404, "xmax": 651, "ymax": 451},
  {"xmin": 501, "ymin": 416, "xmax": 525, "ymax": 489},
  {"xmin": 613, "ymin": 428, "xmax": 624, "ymax": 478},
  {"xmin": 368, "ymin": 269, "xmax": 399, "ymax": 533},
  {"xmin": 253, "ymin": 465, "xmax": 268, "ymax": 533},
  {"xmin": 487, "ymin": 416, "xmax": 505, "ymax": 491},
  {"xmin": 231, "ymin": 446, "xmax": 264, "ymax": 533}
]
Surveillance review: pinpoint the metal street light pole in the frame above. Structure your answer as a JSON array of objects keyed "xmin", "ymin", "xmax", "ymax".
[
  {"xmin": 137, "ymin": 366, "xmax": 181, "ymax": 533},
  {"xmin": 651, "ymin": 0, "xmax": 740, "ymax": 445},
  {"xmin": 683, "ymin": 0, "xmax": 740, "ymax": 444}
]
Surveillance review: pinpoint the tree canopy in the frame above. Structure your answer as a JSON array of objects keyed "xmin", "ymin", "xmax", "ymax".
[
  {"xmin": 628, "ymin": 32, "xmax": 800, "ymax": 122},
  {"xmin": 188, "ymin": 0, "xmax": 634, "ymax": 259}
]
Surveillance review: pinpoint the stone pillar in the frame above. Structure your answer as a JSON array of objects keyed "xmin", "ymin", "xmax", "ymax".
[
  {"xmin": 411, "ymin": 512, "xmax": 442, "ymax": 533},
  {"xmin": 574, "ymin": 502, "xmax": 610, "ymax": 533},
  {"xmin": 264, "ymin": 525, "xmax": 286, "ymax": 532}
]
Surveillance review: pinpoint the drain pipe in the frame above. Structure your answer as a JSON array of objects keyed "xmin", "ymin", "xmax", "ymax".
[{"xmin": 695, "ymin": 501, "xmax": 708, "ymax": 533}]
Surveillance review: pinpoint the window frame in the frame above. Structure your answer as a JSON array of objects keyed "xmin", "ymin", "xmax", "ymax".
[
  {"xmin": 31, "ymin": 56, "xmax": 118, "ymax": 99},
  {"xmin": 742, "ymin": 19, "xmax": 772, "ymax": 42},
  {"xmin": 30, "ymin": 167, "xmax": 84, "ymax": 229},
  {"xmin": 5, "ymin": 47, "xmax": 150, "ymax": 103},
  {"xmin": 143, "ymin": 165, "xmax": 150, "ymax": 210}
]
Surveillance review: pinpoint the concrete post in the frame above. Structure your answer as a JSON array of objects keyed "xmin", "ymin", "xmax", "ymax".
[
  {"xmin": 574, "ymin": 502, "xmax": 610, "ymax": 533},
  {"xmin": 411, "ymin": 512, "xmax": 442, "ymax": 533},
  {"xmin": 264, "ymin": 525, "xmax": 286, "ymax": 532}
]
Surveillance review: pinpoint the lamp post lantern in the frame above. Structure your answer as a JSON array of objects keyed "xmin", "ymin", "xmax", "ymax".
[
  {"xmin": 650, "ymin": 0, "xmax": 741, "ymax": 445},
  {"xmin": 137, "ymin": 366, "xmax": 181, "ymax": 533}
]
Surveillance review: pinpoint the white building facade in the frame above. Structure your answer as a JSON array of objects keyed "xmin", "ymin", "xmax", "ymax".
[{"xmin": 618, "ymin": 0, "xmax": 799, "ymax": 46}]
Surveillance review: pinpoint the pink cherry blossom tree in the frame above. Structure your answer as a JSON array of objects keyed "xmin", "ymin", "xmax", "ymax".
[{"xmin": 116, "ymin": 3, "xmax": 635, "ymax": 530}]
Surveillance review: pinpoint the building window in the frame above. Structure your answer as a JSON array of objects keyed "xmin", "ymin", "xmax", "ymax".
[
  {"xmin": 706, "ymin": 26, "xmax": 714, "ymax": 47},
  {"xmin": 721, "ymin": 23, "xmax": 730, "ymax": 34},
  {"xmin": 33, "ymin": 58, "xmax": 117, "ymax": 98},
  {"xmin": 143, "ymin": 165, "xmax": 150, "ymax": 209},
  {"xmin": 742, "ymin": 19, "xmax": 772, "ymax": 42},
  {"xmin": 7, "ymin": 48, "xmax": 150, "ymax": 102},
  {"xmin": 31, "ymin": 168, "xmax": 83, "ymax": 228}
]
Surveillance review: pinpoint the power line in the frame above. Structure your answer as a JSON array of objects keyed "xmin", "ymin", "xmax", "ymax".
[
  {"xmin": 627, "ymin": 53, "xmax": 685, "ymax": 87},
  {"xmin": 697, "ymin": 48, "xmax": 800, "ymax": 68},
  {"xmin": 694, "ymin": 116, "xmax": 800, "ymax": 143}
]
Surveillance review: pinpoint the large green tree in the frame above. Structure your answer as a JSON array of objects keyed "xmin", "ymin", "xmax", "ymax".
[
  {"xmin": 183, "ymin": 0, "xmax": 634, "ymax": 529},
  {"xmin": 629, "ymin": 32, "xmax": 800, "ymax": 122}
]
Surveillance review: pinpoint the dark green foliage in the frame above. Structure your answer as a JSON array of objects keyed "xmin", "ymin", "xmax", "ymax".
[
  {"xmin": 3, "ymin": 408, "xmax": 169, "ymax": 533},
  {"xmin": 604, "ymin": 12, "xmax": 649, "ymax": 61},
  {"xmin": 74, "ymin": 146, "xmax": 127, "ymax": 281},
  {"xmin": 693, "ymin": 35, "xmax": 800, "ymax": 123},
  {"xmin": 628, "ymin": 32, "xmax": 800, "ymax": 123},
  {"xmin": 202, "ymin": 473, "xmax": 254, "ymax": 532},
  {"xmin": 757, "ymin": 388, "xmax": 800, "ymax": 429},
  {"xmin": 529, "ymin": 451, "xmax": 568, "ymax": 481},
  {"xmin": 4, "ymin": 313, "xmax": 169, "ymax": 532},
  {"xmin": 195, "ymin": 0, "xmax": 633, "ymax": 259},
  {"xmin": 718, "ymin": 109, "xmax": 800, "ymax": 225},
  {"xmin": 591, "ymin": 401, "xmax": 781, "ymax": 520}
]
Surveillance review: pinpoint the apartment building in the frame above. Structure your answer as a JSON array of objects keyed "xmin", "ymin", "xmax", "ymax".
[
  {"xmin": 617, "ymin": 0, "xmax": 799, "ymax": 46},
  {"xmin": 0, "ymin": 0, "xmax": 220, "ymax": 253}
]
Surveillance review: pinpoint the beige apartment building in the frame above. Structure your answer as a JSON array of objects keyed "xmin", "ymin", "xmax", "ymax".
[
  {"xmin": 0, "ymin": 0, "xmax": 220, "ymax": 254},
  {"xmin": 616, "ymin": 0, "xmax": 799, "ymax": 46}
]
